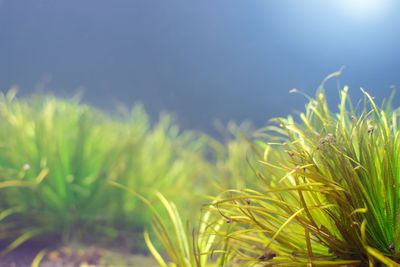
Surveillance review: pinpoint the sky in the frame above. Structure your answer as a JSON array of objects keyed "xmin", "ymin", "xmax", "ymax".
[{"xmin": 0, "ymin": 0, "xmax": 399, "ymax": 135}]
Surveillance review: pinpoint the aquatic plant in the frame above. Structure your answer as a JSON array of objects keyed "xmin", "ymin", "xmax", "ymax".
[
  {"xmin": 0, "ymin": 89, "xmax": 217, "ymax": 253},
  {"xmin": 212, "ymin": 74, "xmax": 400, "ymax": 266},
  {"xmin": 140, "ymin": 190, "xmax": 232, "ymax": 267},
  {"xmin": 205, "ymin": 121, "xmax": 259, "ymax": 191},
  {"xmin": 119, "ymin": 73, "xmax": 400, "ymax": 266}
]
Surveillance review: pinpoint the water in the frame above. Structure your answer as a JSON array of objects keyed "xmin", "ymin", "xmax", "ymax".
[{"xmin": 1, "ymin": 0, "xmax": 399, "ymax": 135}]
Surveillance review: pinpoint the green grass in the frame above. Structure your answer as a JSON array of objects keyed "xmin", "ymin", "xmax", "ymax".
[
  {"xmin": 141, "ymin": 72, "xmax": 400, "ymax": 267},
  {"xmin": 209, "ymin": 73, "xmax": 400, "ymax": 266},
  {"xmin": 4, "ymin": 72, "xmax": 397, "ymax": 267},
  {"xmin": 133, "ymin": 188, "xmax": 232, "ymax": 267},
  {"xmin": 0, "ymin": 89, "xmax": 224, "ymax": 254},
  {"xmin": 204, "ymin": 121, "xmax": 259, "ymax": 191}
]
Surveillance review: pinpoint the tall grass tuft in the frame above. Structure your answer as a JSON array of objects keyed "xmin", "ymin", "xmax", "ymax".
[
  {"xmin": 0, "ymin": 89, "xmax": 218, "ymax": 253},
  {"xmin": 211, "ymin": 75, "xmax": 400, "ymax": 266}
]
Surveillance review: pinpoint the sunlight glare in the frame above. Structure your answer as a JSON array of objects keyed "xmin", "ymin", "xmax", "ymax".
[{"xmin": 338, "ymin": 0, "xmax": 390, "ymax": 20}]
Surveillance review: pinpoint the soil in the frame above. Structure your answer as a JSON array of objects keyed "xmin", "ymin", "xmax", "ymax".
[
  {"xmin": 0, "ymin": 241, "xmax": 43, "ymax": 267},
  {"xmin": 0, "ymin": 241, "xmax": 157, "ymax": 267}
]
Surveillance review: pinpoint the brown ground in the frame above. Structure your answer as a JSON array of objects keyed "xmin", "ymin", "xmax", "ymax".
[{"xmin": 0, "ymin": 241, "xmax": 157, "ymax": 267}]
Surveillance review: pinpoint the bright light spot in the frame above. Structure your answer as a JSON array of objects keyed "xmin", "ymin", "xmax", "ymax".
[
  {"xmin": 345, "ymin": 0, "xmax": 382, "ymax": 13},
  {"xmin": 23, "ymin": 164, "xmax": 30, "ymax": 171},
  {"xmin": 337, "ymin": 0, "xmax": 391, "ymax": 20}
]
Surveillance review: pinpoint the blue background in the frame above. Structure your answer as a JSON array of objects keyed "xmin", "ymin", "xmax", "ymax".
[{"xmin": 1, "ymin": 0, "xmax": 399, "ymax": 134}]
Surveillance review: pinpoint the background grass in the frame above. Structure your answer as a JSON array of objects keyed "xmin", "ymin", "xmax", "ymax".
[{"xmin": 0, "ymin": 89, "xmax": 255, "ymax": 255}]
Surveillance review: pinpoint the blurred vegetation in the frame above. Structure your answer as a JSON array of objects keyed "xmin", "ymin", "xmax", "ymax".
[{"xmin": 0, "ymin": 89, "xmax": 254, "ymax": 256}]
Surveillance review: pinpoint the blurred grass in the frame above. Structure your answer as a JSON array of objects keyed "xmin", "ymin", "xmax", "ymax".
[{"xmin": 0, "ymin": 89, "xmax": 254, "ymax": 255}]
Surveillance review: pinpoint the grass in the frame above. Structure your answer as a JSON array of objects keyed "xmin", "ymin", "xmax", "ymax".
[
  {"xmin": 140, "ymin": 190, "xmax": 231, "ymax": 267},
  {"xmin": 205, "ymin": 121, "xmax": 259, "ymax": 190},
  {"xmin": 0, "ymin": 89, "xmax": 224, "ymax": 254},
  {"xmin": 209, "ymin": 73, "xmax": 400, "ymax": 266},
  {"xmin": 2, "ymin": 72, "xmax": 398, "ymax": 267},
  {"xmin": 141, "ymin": 73, "xmax": 400, "ymax": 267}
]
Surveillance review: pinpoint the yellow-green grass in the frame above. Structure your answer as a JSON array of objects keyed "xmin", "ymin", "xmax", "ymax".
[
  {"xmin": 0, "ymin": 89, "xmax": 234, "ymax": 254},
  {"xmin": 211, "ymin": 73, "xmax": 400, "ymax": 266}
]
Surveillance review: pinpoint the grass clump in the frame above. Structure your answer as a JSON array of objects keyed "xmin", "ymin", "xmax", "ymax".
[
  {"xmin": 0, "ymin": 89, "xmax": 217, "ymax": 253},
  {"xmin": 211, "ymin": 75, "xmax": 400, "ymax": 266},
  {"xmin": 144, "ymin": 73, "xmax": 400, "ymax": 266},
  {"xmin": 131, "ymin": 188, "xmax": 232, "ymax": 267}
]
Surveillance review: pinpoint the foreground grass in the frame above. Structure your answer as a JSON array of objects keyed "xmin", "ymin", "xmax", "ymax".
[
  {"xmin": 144, "ymin": 74, "xmax": 400, "ymax": 266},
  {"xmin": 213, "ymin": 81, "xmax": 400, "ymax": 265}
]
